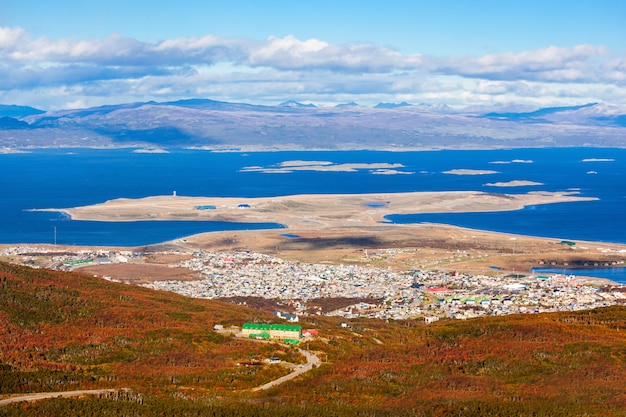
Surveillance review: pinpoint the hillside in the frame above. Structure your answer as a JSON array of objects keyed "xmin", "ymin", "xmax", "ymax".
[
  {"xmin": 1, "ymin": 262, "xmax": 626, "ymax": 416},
  {"xmin": 0, "ymin": 99, "xmax": 625, "ymax": 149},
  {"xmin": 0, "ymin": 262, "xmax": 295, "ymax": 394}
]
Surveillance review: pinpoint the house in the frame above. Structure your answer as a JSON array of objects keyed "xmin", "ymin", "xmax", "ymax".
[
  {"xmin": 276, "ymin": 311, "xmax": 299, "ymax": 322},
  {"xmin": 425, "ymin": 287, "xmax": 454, "ymax": 295},
  {"xmin": 504, "ymin": 283, "xmax": 526, "ymax": 291},
  {"xmin": 241, "ymin": 323, "xmax": 301, "ymax": 341},
  {"xmin": 302, "ymin": 329, "xmax": 319, "ymax": 338}
]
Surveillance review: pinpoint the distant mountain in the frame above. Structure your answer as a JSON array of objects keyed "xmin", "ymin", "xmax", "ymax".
[
  {"xmin": 163, "ymin": 98, "xmax": 227, "ymax": 108},
  {"xmin": 160, "ymin": 98, "xmax": 262, "ymax": 111},
  {"xmin": 461, "ymin": 103, "xmax": 538, "ymax": 114},
  {"xmin": 373, "ymin": 101, "xmax": 454, "ymax": 112},
  {"xmin": 45, "ymin": 101, "xmax": 153, "ymax": 119},
  {"xmin": 334, "ymin": 102, "xmax": 361, "ymax": 108},
  {"xmin": 2, "ymin": 99, "xmax": 625, "ymax": 149},
  {"xmin": 279, "ymin": 100, "xmax": 316, "ymax": 108},
  {"xmin": 482, "ymin": 103, "xmax": 598, "ymax": 120},
  {"xmin": 481, "ymin": 102, "xmax": 626, "ymax": 128},
  {"xmin": 0, "ymin": 104, "xmax": 45, "ymax": 118},
  {"xmin": 412, "ymin": 103, "xmax": 455, "ymax": 113},
  {"xmin": 374, "ymin": 102, "xmax": 412, "ymax": 109}
]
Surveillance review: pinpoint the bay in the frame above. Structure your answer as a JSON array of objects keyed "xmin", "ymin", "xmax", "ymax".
[
  {"xmin": 532, "ymin": 267, "xmax": 626, "ymax": 282},
  {"xmin": 1, "ymin": 147, "xmax": 625, "ymax": 250}
]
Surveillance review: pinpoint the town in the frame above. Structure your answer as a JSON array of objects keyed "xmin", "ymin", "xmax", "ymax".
[{"xmin": 2, "ymin": 245, "xmax": 624, "ymax": 322}]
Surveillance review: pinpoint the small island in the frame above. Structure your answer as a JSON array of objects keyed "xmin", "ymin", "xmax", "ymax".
[{"xmin": 443, "ymin": 169, "xmax": 499, "ymax": 175}]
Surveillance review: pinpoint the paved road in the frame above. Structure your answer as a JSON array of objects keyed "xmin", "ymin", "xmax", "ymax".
[
  {"xmin": 0, "ymin": 388, "xmax": 128, "ymax": 407},
  {"xmin": 252, "ymin": 347, "xmax": 321, "ymax": 391}
]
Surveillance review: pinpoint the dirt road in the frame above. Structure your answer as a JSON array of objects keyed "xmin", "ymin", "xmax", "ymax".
[
  {"xmin": 0, "ymin": 388, "xmax": 128, "ymax": 407},
  {"xmin": 252, "ymin": 348, "xmax": 321, "ymax": 391}
]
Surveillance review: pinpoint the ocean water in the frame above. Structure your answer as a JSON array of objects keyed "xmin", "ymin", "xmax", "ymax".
[
  {"xmin": 1, "ymin": 147, "xmax": 625, "ymax": 250},
  {"xmin": 532, "ymin": 267, "xmax": 626, "ymax": 282}
]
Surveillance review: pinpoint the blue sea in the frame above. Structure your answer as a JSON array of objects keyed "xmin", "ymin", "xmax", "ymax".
[
  {"xmin": 1, "ymin": 148, "xmax": 625, "ymax": 279},
  {"xmin": 532, "ymin": 267, "xmax": 626, "ymax": 282}
]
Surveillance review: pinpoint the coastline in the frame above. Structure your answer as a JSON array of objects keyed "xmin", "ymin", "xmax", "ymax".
[
  {"xmin": 19, "ymin": 190, "xmax": 626, "ymax": 284},
  {"xmin": 3, "ymin": 223, "xmax": 624, "ymax": 287}
]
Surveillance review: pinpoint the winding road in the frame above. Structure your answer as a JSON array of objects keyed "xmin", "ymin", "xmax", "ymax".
[{"xmin": 252, "ymin": 347, "xmax": 321, "ymax": 391}]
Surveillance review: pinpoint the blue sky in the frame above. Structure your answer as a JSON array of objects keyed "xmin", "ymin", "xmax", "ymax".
[{"xmin": 1, "ymin": 0, "xmax": 625, "ymax": 110}]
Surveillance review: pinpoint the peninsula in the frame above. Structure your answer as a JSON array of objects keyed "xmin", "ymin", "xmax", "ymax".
[
  {"xmin": 29, "ymin": 189, "xmax": 615, "ymax": 276},
  {"xmin": 53, "ymin": 190, "xmax": 594, "ymax": 230}
]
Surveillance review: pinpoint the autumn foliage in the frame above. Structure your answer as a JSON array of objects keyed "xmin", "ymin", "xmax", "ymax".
[
  {"xmin": 0, "ymin": 262, "xmax": 291, "ymax": 396},
  {"xmin": 2, "ymin": 261, "xmax": 626, "ymax": 416}
]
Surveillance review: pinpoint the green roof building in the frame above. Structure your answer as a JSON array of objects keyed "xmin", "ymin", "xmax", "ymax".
[{"xmin": 241, "ymin": 323, "xmax": 301, "ymax": 340}]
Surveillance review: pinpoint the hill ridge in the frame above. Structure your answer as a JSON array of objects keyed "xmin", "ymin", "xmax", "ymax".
[{"xmin": 1, "ymin": 99, "xmax": 623, "ymax": 150}]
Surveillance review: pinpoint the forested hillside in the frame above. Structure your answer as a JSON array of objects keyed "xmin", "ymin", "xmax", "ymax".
[{"xmin": 1, "ymin": 261, "xmax": 626, "ymax": 416}]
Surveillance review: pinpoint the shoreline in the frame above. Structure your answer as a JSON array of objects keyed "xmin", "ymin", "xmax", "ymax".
[
  {"xmin": 14, "ymin": 191, "xmax": 625, "ymax": 284},
  {"xmin": 3, "ymin": 222, "xmax": 625, "ymax": 286}
]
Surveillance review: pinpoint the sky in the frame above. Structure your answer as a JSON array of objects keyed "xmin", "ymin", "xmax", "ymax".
[{"xmin": 1, "ymin": 0, "xmax": 625, "ymax": 110}]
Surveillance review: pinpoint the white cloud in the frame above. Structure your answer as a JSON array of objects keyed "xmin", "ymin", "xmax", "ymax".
[
  {"xmin": 475, "ymin": 80, "xmax": 509, "ymax": 94},
  {"xmin": 246, "ymin": 35, "xmax": 423, "ymax": 72},
  {"xmin": 1, "ymin": 26, "xmax": 625, "ymax": 109},
  {"xmin": 431, "ymin": 45, "xmax": 612, "ymax": 84},
  {"xmin": 0, "ymin": 26, "xmax": 28, "ymax": 49},
  {"xmin": 0, "ymin": 28, "xmax": 420, "ymax": 72},
  {"xmin": 64, "ymin": 98, "xmax": 88, "ymax": 109}
]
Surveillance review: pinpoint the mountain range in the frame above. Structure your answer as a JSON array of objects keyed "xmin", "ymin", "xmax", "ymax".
[{"xmin": 1, "ymin": 99, "xmax": 625, "ymax": 150}]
